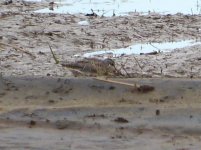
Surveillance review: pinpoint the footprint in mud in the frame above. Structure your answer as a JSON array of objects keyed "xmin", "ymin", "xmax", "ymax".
[
  {"xmin": 2, "ymin": 79, "xmax": 19, "ymax": 92},
  {"xmin": 89, "ymin": 85, "xmax": 105, "ymax": 93},
  {"xmin": 25, "ymin": 95, "xmax": 38, "ymax": 100},
  {"xmin": 108, "ymin": 86, "xmax": 116, "ymax": 90},
  {"xmin": 54, "ymin": 120, "xmax": 81, "ymax": 130},
  {"xmin": 0, "ymin": 92, "xmax": 6, "ymax": 98},
  {"xmin": 90, "ymin": 85, "xmax": 105, "ymax": 90},
  {"xmin": 85, "ymin": 114, "xmax": 106, "ymax": 119},
  {"xmin": 52, "ymin": 85, "xmax": 73, "ymax": 94},
  {"xmin": 48, "ymin": 99, "xmax": 56, "ymax": 104}
]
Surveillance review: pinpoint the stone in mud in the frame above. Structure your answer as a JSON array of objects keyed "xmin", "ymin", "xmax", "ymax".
[{"xmin": 48, "ymin": 99, "xmax": 55, "ymax": 104}]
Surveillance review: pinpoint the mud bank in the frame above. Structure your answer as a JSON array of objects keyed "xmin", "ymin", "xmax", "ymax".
[
  {"xmin": 1, "ymin": 1, "xmax": 201, "ymax": 149},
  {"xmin": 0, "ymin": 77, "xmax": 201, "ymax": 149},
  {"xmin": 1, "ymin": 76, "xmax": 201, "ymax": 108},
  {"xmin": 1, "ymin": 1, "xmax": 201, "ymax": 77}
]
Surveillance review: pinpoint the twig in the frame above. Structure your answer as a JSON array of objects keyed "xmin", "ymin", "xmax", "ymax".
[
  {"xmin": 48, "ymin": 44, "xmax": 59, "ymax": 64},
  {"xmin": 94, "ymin": 77, "xmax": 139, "ymax": 87},
  {"xmin": 113, "ymin": 63, "xmax": 125, "ymax": 77},
  {"xmin": 149, "ymin": 42, "xmax": 161, "ymax": 52},
  {"xmin": 133, "ymin": 55, "xmax": 143, "ymax": 70},
  {"xmin": 118, "ymin": 58, "xmax": 130, "ymax": 77},
  {"xmin": 132, "ymin": 27, "xmax": 161, "ymax": 51}
]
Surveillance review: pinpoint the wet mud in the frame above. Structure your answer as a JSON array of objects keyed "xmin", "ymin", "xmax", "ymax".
[
  {"xmin": 0, "ymin": 77, "xmax": 201, "ymax": 149},
  {"xmin": 1, "ymin": 0, "xmax": 201, "ymax": 77},
  {"xmin": 1, "ymin": 1, "xmax": 201, "ymax": 149}
]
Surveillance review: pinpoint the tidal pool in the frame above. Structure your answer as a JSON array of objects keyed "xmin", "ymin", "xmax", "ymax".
[
  {"xmin": 82, "ymin": 40, "xmax": 201, "ymax": 57},
  {"xmin": 34, "ymin": 0, "xmax": 201, "ymax": 16}
]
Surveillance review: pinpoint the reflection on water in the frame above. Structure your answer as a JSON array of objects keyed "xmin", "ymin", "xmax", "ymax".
[
  {"xmin": 82, "ymin": 40, "xmax": 201, "ymax": 57},
  {"xmin": 34, "ymin": 0, "xmax": 201, "ymax": 16}
]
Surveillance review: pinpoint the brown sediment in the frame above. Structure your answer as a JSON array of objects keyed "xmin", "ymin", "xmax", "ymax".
[
  {"xmin": 0, "ymin": 77, "xmax": 200, "ymax": 149},
  {"xmin": 1, "ymin": 1, "xmax": 201, "ymax": 149}
]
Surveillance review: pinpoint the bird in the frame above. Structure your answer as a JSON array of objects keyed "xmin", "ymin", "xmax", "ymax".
[{"xmin": 61, "ymin": 58, "xmax": 118, "ymax": 76}]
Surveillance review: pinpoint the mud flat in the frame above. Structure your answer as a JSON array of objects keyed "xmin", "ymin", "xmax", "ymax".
[
  {"xmin": 0, "ymin": 76, "xmax": 201, "ymax": 149},
  {"xmin": 1, "ymin": 0, "xmax": 201, "ymax": 77},
  {"xmin": 1, "ymin": 0, "xmax": 201, "ymax": 149}
]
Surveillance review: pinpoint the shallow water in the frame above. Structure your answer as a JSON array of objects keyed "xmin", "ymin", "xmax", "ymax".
[
  {"xmin": 34, "ymin": 0, "xmax": 201, "ymax": 16},
  {"xmin": 82, "ymin": 40, "xmax": 201, "ymax": 57}
]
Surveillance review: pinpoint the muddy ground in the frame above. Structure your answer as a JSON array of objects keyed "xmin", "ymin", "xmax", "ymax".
[
  {"xmin": 1, "ymin": 0, "xmax": 201, "ymax": 149},
  {"xmin": 1, "ymin": 0, "xmax": 201, "ymax": 77},
  {"xmin": 0, "ymin": 77, "xmax": 201, "ymax": 150}
]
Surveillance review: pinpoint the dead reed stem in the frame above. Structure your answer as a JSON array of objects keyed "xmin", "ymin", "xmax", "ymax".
[
  {"xmin": 48, "ymin": 44, "xmax": 59, "ymax": 64},
  {"xmin": 94, "ymin": 77, "xmax": 139, "ymax": 87}
]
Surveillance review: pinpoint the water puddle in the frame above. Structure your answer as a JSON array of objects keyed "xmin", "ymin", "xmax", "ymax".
[
  {"xmin": 78, "ymin": 20, "xmax": 90, "ymax": 26},
  {"xmin": 82, "ymin": 40, "xmax": 201, "ymax": 58},
  {"xmin": 34, "ymin": 0, "xmax": 201, "ymax": 16}
]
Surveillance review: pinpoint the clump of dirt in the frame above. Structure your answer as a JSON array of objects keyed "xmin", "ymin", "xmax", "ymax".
[{"xmin": 137, "ymin": 85, "xmax": 155, "ymax": 93}]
